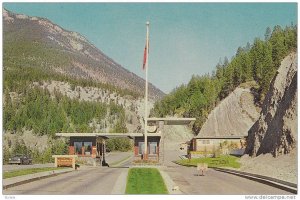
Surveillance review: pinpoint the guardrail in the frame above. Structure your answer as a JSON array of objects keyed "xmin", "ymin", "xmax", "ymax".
[{"xmin": 213, "ymin": 167, "xmax": 297, "ymax": 194}]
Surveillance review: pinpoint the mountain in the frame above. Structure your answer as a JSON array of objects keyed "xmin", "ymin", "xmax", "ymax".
[
  {"xmin": 245, "ymin": 53, "xmax": 297, "ymax": 157},
  {"xmin": 3, "ymin": 8, "xmax": 164, "ymax": 100},
  {"xmin": 3, "ymin": 8, "xmax": 163, "ymax": 162},
  {"xmin": 195, "ymin": 86, "xmax": 260, "ymax": 137}
]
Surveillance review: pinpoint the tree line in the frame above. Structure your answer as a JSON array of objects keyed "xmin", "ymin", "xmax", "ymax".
[
  {"xmin": 3, "ymin": 85, "xmax": 131, "ymax": 160},
  {"xmin": 151, "ymin": 25, "xmax": 297, "ymax": 133},
  {"xmin": 4, "ymin": 86, "xmax": 128, "ymax": 136},
  {"xmin": 3, "ymin": 138, "xmax": 68, "ymax": 164}
]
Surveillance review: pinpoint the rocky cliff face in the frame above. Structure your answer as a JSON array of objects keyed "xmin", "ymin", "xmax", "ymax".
[
  {"xmin": 196, "ymin": 87, "xmax": 260, "ymax": 137},
  {"xmin": 245, "ymin": 53, "xmax": 297, "ymax": 157}
]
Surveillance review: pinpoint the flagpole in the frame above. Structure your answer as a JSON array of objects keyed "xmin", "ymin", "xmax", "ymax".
[{"xmin": 144, "ymin": 21, "xmax": 149, "ymax": 160}]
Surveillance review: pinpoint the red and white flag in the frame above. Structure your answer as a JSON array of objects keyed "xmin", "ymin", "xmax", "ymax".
[{"xmin": 142, "ymin": 40, "xmax": 149, "ymax": 70}]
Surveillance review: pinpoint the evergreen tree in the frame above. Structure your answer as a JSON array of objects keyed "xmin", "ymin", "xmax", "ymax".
[
  {"xmin": 270, "ymin": 25, "xmax": 288, "ymax": 68},
  {"xmin": 223, "ymin": 56, "xmax": 229, "ymax": 67},
  {"xmin": 265, "ymin": 27, "xmax": 272, "ymax": 41},
  {"xmin": 245, "ymin": 42, "xmax": 251, "ymax": 52}
]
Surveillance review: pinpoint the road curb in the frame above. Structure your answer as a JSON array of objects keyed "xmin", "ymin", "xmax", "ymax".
[
  {"xmin": 213, "ymin": 167, "xmax": 297, "ymax": 194},
  {"xmin": 3, "ymin": 168, "xmax": 74, "ymax": 190},
  {"xmin": 159, "ymin": 168, "xmax": 183, "ymax": 194},
  {"xmin": 111, "ymin": 168, "xmax": 129, "ymax": 194}
]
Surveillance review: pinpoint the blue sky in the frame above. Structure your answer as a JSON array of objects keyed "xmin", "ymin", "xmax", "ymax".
[{"xmin": 3, "ymin": 3, "xmax": 297, "ymax": 93}]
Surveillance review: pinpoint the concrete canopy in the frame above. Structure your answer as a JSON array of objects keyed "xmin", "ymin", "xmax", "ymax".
[
  {"xmin": 147, "ymin": 118, "xmax": 196, "ymax": 125},
  {"xmin": 194, "ymin": 135, "xmax": 246, "ymax": 139},
  {"xmin": 55, "ymin": 132, "xmax": 161, "ymax": 139},
  {"xmin": 55, "ymin": 118, "xmax": 194, "ymax": 138}
]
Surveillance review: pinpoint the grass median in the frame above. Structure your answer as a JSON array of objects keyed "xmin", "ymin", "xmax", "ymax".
[
  {"xmin": 3, "ymin": 167, "xmax": 66, "ymax": 179},
  {"xmin": 175, "ymin": 155, "xmax": 241, "ymax": 169},
  {"xmin": 126, "ymin": 168, "xmax": 168, "ymax": 194}
]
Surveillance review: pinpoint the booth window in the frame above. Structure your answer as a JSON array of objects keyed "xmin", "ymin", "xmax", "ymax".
[
  {"xmin": 74, "ymin": 142, "xmax": 82, "ymax": 155},
  {"xmin": 149, "ymin": 142, "xmax": 157, "ymax": 155},
  {"xmin": 138, "ymin": 142, "xmax": 157, "ymax": 155},
  {"xmin": 84, "ymin": 142, "xmax": 92, "ymax": 155},
  {"xmin": 138, "ymin": 142, "xmax": 145, "ymax": 155}
]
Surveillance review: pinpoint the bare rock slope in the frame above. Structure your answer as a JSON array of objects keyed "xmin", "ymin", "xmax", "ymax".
[
  {"xmin": 245, "ymin": 53, "xmax": 297, "ymax": 157},
  {"xmin": 196, "ymin": 87, "xmax": 260, "ymax": 137},
  {"xmin": 164, "ymin": 125, "xmax": 194, "ymax": 150}
]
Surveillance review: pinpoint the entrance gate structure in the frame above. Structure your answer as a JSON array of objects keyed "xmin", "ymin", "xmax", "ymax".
[{"xmin": 55, "ymin": 117, "xmax": 195, "ymax": 165}]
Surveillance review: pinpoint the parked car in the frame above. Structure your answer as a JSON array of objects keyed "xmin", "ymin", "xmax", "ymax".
[{"xmin": 8, "ymin": 154, "xmax": 32, "ymax": 165}]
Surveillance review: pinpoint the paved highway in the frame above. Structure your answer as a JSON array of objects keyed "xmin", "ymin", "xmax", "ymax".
[
  {"xmin": 3, "ymin": 149, "xmax": 294, "ymax": 195},
  {"xmin": 3, "ymin": 166, "xmax": 128, "ymax": 195},
  {"xmin": 162, "ymin": 166, "xmax": 292, "ymax": 195},
  {"xmin": 3, "ymin": 152, "xmax": 132, "ymax": 195},
  {"xmin": 162, "ymin": 149, "xmax": 293, "ymax": 195}
]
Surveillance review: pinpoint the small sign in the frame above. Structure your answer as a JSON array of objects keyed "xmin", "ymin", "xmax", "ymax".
[{"xmin": 57, "ymin": 157, "xmax": 72, "ymax": 167}]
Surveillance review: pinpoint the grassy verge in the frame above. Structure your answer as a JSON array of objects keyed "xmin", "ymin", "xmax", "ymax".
[
  {"xmin": 126, "ymin": 168, "xmax": 168, "ymax": 194},
  {"xmin": 3, "ymin": 167, "xmax": 66, "ymax": 179},
  {"xmin": 175, "ymin": 155, "xmax": 241, "ymax": 169}
]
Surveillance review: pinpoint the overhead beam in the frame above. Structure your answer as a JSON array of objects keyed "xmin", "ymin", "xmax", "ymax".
[
  {"xmin": 194, "ymin": 136, "xmax": 247, "ymax": 139},
  {"xmin": 147, "ymin": 118, "xmax": 196, "ymax": 125},
  {"xmin": 55, "ymin": 132, "xmax": 161, "ymax": 138}
]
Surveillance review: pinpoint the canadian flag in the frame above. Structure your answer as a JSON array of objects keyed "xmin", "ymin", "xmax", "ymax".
[{"xmin": 142, "ymin": 40, "xmax": 149, "ymax": 70}]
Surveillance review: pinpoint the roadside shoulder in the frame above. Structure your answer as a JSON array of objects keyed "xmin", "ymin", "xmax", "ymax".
[
  {"xmin": 159, "ymin": 167, "xmax": 183, "ymax": 194},
  {"xmin": 3, "ymin": 168, "xmax": 74, "ymax": 190}
]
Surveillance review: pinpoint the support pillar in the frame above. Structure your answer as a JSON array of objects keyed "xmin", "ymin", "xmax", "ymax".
[
  {"xmin": 72, "ymin": 157, "xmax": 75, "ymax": 169},
  {"xmin": 158, "ymin": 121, "xmax": 165, "ymax": 165},
  {"xmin": 81, "ymin": 146, "xmax": 85, "ymax": 156},
  {"xmin": 102, "ymin": 139, "xmax": 107, "ymax": 166},
  {"xmin": 54, "ymin": 157, "xmax": 57, "ymax": 168}
]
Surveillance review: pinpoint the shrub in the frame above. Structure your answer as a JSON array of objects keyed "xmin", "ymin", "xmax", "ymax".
[{"xmin": 106, "ymin": 138, "xmax": 133, "ymax": 152}]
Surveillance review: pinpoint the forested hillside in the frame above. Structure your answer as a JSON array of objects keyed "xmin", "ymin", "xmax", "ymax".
[{"xmin": 152, "ymin": 25, "xmax": 297, "ymax": 134}]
